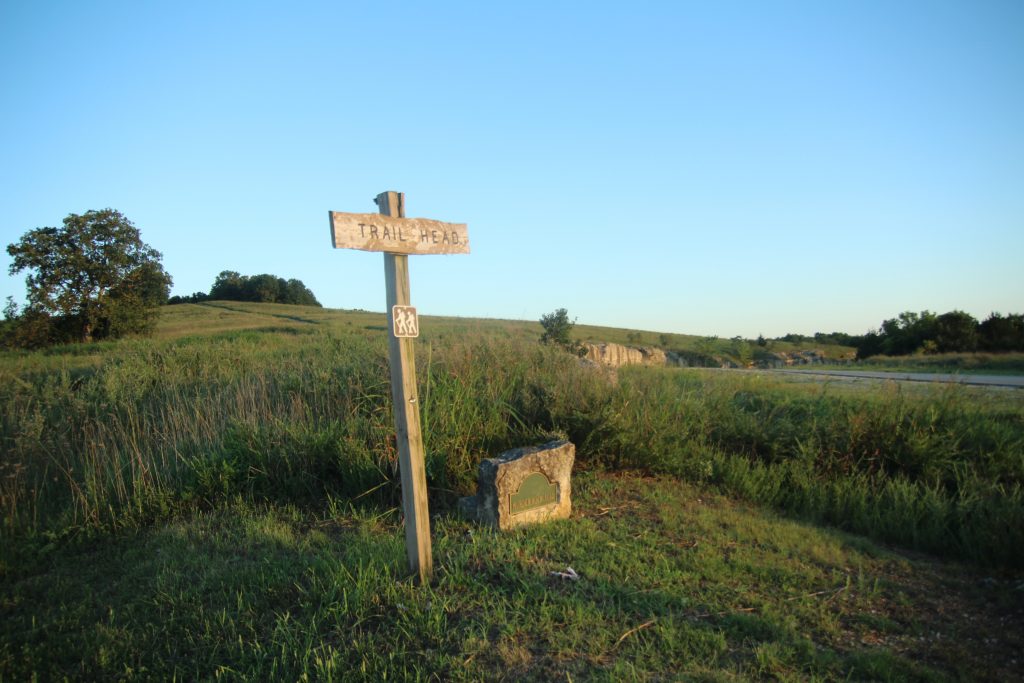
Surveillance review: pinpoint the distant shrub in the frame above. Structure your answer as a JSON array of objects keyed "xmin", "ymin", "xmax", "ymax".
[
  {"xmin": 167, "ymin": 292, "xmax": 210, "ymax": 305},
  {"xmin": 539, "ymin": 308, "xmax": 586, "ymax": 356}
]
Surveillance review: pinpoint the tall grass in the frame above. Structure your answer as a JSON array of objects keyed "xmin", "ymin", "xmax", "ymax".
[
  {"xmin": 0, "ymin": 327, "xmax": 604, "ymax": 536},
  {"xmin": 2, "ymin": 323, "xmax": 1023, "ymax": 566},
  {"xmin": 590, "ymin": 369, "xmax": 1024, "ymax": 565}
]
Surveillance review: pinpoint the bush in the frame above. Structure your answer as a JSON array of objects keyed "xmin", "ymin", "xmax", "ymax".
[{"xmin": 539, "ymin": 308, "xmax": 586, "ymax": 356}]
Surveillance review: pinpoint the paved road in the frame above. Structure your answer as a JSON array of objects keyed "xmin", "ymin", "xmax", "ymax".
[{"xmin": 774, "ymin": 369, "xmax": 1024, "ymax": 389}]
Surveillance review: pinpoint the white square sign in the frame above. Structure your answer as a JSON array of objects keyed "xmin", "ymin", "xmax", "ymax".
[{"xmin": 392, "ymin": 305, "xmax": 419, "ymax": 338}]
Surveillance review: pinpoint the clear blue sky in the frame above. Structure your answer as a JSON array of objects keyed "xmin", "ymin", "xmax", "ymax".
[{"xmin": 2, "ymin": 1, "xmax": 1022, "ymax": 338}]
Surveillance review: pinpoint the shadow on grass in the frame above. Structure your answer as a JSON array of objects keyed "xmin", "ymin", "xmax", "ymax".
[
  {"xmin": 198, "ymin": 301, "xmax": 324, "ymax": 326},
  {"xmin": 3, "ymin": 474, "xmax": 1022, "ymax": 682}
]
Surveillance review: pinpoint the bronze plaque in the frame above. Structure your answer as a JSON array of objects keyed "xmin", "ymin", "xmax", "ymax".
[{"xmin": 509, "ymin": 472, "xmax": 558, "ymax": 515}]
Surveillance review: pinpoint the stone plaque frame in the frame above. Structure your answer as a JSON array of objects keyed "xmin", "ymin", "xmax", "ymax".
[{"xmin": 458, "ymin": 440, "xmax": 575, "ymax": 530}]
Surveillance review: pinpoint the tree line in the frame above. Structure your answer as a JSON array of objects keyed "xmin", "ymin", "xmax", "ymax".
[
  {"xmin": 167, "ymin": 271, "xmax": 321, "ymax": 307},
  {"xmin": 768, "ymin": 331, "xmax": 863, "ymax": 348},
  {"xmin": 769, "ymin": 311, "xmax": 1023, "ymax": 359},
  {"xmin": 4, "ymin": 209, "xmax": 321, "ymax": 349},
  {"xmin": 855, "ymin": 310, "xmax": 1024, "ymax": 359}
]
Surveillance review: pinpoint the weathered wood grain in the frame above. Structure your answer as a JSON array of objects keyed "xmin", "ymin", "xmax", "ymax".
[
  {"xmin": 329, "ymin": 210, "xmax": 470, "ymax": 255},
  {"xmin": 378, "ymin": 191, "xmax": 434, "ymax": 584}
]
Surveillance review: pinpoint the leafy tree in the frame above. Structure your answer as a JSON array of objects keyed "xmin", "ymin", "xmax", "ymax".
[
  {"xmin": 695, "ymin": 336, "xmax": 719, "ymax": 356},
  {"xmin": 934, "ymin": 310, "xmax": 978, "ymax": 353},
  {"xmin": 248, "ymin": 274, "xmax": 281, "ymax": 303},
  {"xmin": 284, "ymin": 278, "xmax": 320, "ymax": 307},
  {"xmin": 853, "ymin": 308, "xmax": 1024, "ymax": 358},
  {"xmin": 731, "ymin": 336, "xmax": 753, "ymax": 366},
  {"xmin": 877, "ymin": 311, "xmax": 938, "ymax": 356},
  {"xmin": 979, "ymin": 313, "xmax": 1024, "ymax": 352},
  {"xmin": 854, "ymin": 310, "xmax": 940, "ymax": 358},
  {"xmin": 1, "ymin": 300, "xmax": 53, "ymax": 349},
  {"xmin": 0, "ymin": 297, "xmax": 22, "ymax": 347},
  {"xmin": 811, "ymin": 331, "xmax": 861, "ymax": 347},
  {"xmin": 855, "ymin": 331, "xmax": 885, "ymax": 360},
  {"xmin": 209, "ymin": 270, "xmax": 245, "ymax": 301},
  {"xmin": 6, "ymin": 209, "xmax": 171, "ymax": 344},
  {"xmin": 167, "ymin": 291, "xmax": 210, "ymax": 305},
  {"xmin": 539, "ymin": 308, "xmax": 585, "ymax": 356},
  {"xmin": 207, "ymin": 270, "xmax": 321, "ymax": 306}
]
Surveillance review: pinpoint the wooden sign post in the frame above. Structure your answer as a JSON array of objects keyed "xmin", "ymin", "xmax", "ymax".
[{"xmin": 329, "ymin": 191, "xmax": 469, "ymax": 584}]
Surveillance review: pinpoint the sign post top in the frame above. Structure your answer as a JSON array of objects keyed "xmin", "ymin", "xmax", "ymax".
[{"xmin": 374, "ymin": 190, "xmax": 405, "ymax": 217}]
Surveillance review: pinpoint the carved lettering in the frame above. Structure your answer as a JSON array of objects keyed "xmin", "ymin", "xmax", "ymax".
[{"xmin": 330, "ymin": 212, "xmax": 470, "ymax": 255}]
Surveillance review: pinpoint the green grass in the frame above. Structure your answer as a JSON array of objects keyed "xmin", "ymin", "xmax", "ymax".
[
  {"xmin": 4, "ymin": 474, "xmax": 1021, "ymax": 681},
  {"xmin": 159, "ymin": 301, "xmax": 858, "ymax": 365},
  {"xmin": 2, "ymin": 301, "xmax": 1023, "ymax": 679},
  {"xmin": 2, "ymin": 303, "xmax": 1023, "ymax": 567}
]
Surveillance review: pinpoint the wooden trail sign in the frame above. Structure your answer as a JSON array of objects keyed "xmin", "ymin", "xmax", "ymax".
[
  {"xmin": 329, "ymin": 212, "xmax": 469, "ymax": 255},
  {"xmin": 328, "ymin": 191, "xmax": 469, "ymax": 584}
]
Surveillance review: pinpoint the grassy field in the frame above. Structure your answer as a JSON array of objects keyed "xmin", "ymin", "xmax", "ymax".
[
  {"xmin": 156, "ymin": 302, "xmax": 858, "ymax": 365},
  {"xmin": 2, "ymin": 302, "xmax": 1023, "ymax": 680},
  {"xmin": 4, "ymin": 473, "xmax": 1022, "ymax": 681}
]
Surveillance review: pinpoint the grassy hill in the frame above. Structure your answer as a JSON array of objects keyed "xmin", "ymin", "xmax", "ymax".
[
  {"xmin": 154, "ymin": 301, "xmax": 856, "ymax": 363},
  {"xmin": 2, "ymin": 302, "xmax": 1022, "ymax": 680}
]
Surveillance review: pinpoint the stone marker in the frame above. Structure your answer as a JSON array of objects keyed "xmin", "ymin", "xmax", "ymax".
[{"xmin": 458, "ymin": 440, "xmax": 575, "ymax": 530}]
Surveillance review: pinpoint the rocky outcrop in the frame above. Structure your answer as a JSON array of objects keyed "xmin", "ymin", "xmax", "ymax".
[
  {"xmin": 583, "ymin": 342, "xmax": 837, "ymax": 370},
  {"xmin": 584, "ymin": 342, "xmax": 667, "ymax": 368},
  {"xmin": 754, "ymin": 350, "xmax": 829, "ymax": 368},
  {"xmin": 668, "ymin": 351, "xmax": 737, "ymax": 369},
  {"xmin": 641, "ymin": 347, "xmax": 668, "ymax": 365},
  {"xmin": 583, "ymin": 342, "xmax": 642, "ymax": 367}
]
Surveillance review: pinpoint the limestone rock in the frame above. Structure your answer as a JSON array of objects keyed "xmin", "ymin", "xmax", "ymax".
[
  {"xmin": 639, "ymin": 346, "xmax": 667, "ymax": 365},
  {"xmin": 753, "ymin": 349, "xmax": 832, "ymax": 368},
  {"xmin": 583, "ymin": 342, "xmax": 669, "ymax": 368},
  {"xmin": 584, "ymin": 342, "xmax": 643, "ymax": 367}
]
